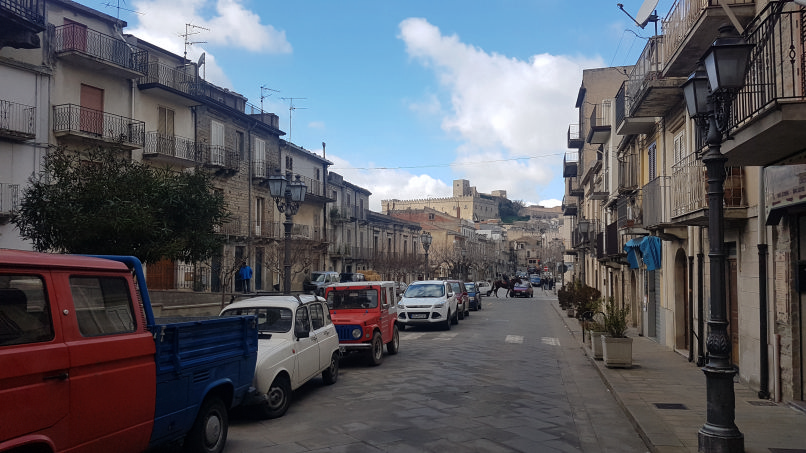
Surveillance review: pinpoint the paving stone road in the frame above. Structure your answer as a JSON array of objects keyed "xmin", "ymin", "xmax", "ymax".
[{"xmin": 211, "ymin": 290, "xmax": 650, "ymax": 452}]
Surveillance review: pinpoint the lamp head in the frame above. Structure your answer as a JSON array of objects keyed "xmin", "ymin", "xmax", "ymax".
[{"xmin": 702, "ymin": 25, "xmax": 753, "ymax": 92}]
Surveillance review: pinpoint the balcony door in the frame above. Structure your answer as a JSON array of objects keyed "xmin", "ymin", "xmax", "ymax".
[
  {"xmin": 63, "ymin": 19, "xmax": 87, "ymax": 52},
  {"xmin": 80, "ymin": 84, "xmax": 103, "ymax": 135},
  {"xmin": 157, "ymin": 106, "xmax": 175, "ymax": 156},
  {"xmin": 210, "ymin": 120, "xmax": 225, "ymax": 165}
]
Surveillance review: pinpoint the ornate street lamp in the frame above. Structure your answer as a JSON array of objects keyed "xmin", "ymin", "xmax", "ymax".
[
  {"xmin": 682, "ymin": 25, "xmax": 753, "ymax": 453},
  {"xmin": 420, "ymin": 231, "xmax": 432, "ymax": 280},
  {"xmin": 268, "ymin": 170, "xmax": 306, "ymax": 294}
]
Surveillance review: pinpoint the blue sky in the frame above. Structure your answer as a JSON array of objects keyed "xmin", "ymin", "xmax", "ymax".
[{"xmin": 79, "ymin": 0, "xmax": 674, "ymax": 210}]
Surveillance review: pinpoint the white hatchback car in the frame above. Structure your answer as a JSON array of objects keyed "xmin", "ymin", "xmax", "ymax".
[
  {"xmin": 397, "ymin": 280, "xmax": 459, "ymax": 330},
  {"xmin": 220, "ymin": 294, "xmax": 341, "ymax": 419}
]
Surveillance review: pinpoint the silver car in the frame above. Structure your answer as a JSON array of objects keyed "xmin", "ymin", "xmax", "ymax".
[{"xmin": 397, "ymin": 281, "xmax": 459, "ymax": 330}]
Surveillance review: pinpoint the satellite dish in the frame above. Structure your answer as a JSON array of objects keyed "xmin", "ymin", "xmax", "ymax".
[
  {"xmin": 635, "ymin": 0, "xmax": 659, "ymax": 28},
  {"xmin": 197, "ymin": 52, "xmax": 205, "ymax": 67}
]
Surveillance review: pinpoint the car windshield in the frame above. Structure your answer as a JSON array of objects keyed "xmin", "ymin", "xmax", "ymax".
[
  {"xmin": 404, "ymin": 284, "xmax": 444, "ymax": 298},
  {"xmin": 327, "ymin": 289, "xmax": 378, "ymax": 309},
  {"xmin": 312, "ymin": 273, "xmax": 328, "ymax": 283},
  {"xmin": 222, "ymin": 307, "xmax": 293, "ymax": 333},
  {"xmin": 465, "ymin": 283, "xmax": 475, "ymax": 291}
]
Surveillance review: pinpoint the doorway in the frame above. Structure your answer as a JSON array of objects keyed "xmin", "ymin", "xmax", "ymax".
[{"xmin": 675, "ymin": 248, "xmax": 689, "ymax": 350}]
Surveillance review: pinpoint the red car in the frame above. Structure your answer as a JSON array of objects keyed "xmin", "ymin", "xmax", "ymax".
[
  {"xmin": 447, "ymin": 280, "xmax": 470, "ymax": 319},
  {"xmin": 511, "ymin": 281, "xmax": 534, "ymax": 298}
]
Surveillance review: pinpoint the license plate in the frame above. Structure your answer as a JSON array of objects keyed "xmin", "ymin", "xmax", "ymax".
[{"xmin": 409, "ymin": 313, "xmax": 428, "ymax": 319}]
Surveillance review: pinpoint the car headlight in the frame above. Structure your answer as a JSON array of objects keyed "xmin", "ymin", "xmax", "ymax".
[
  {"xmin": 351, "ymin": 328, "xmax": 362, "ymax": 339},
  {"xmin": 433, "ymin": 300, "xmax": 445, "ymax": 307}
]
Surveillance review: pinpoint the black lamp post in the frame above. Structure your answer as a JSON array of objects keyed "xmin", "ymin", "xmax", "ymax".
[
  {"xmin": 268, "ymin": 170, "xmax": 306, "ymax": 294},
  {"xmin": 682, "ymin": 25, "xmax": 753, "ymax": 453},
  {"xmin": 420, "ymin": 231, "xmax": 432, "ymax": 280}
]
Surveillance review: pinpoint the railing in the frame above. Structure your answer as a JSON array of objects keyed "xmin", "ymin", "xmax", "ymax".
[
  {"xmin": 0, "ymin": 99, "xmax": 35, "ymax": 138},
  {"xmin": 624, "ymin": 36, "xmax": 664, "ymax": 116},
  {"xmin": 617, "ymin": 192, "xmax": 643, "ymax": 229},
  {"xmin": 671, "ymin": 153, "xmax": 746, "ymax": 217},
  {"xmin": 252, "ymin": 159, "xmax": 270, "ymax": 178},
  {"xmin": 146, "ymin": 260, "xmax": 210, "ymax": 291},
  {"xmin": 596, "ymin": 232, "xmax": 604, "ymax": 259},
  {"xmin": 615, "ymin": 83, "xmax": 626, "ymax": 126},
  {"xmin": 291, "ymin": 224, "xmax": 310, "ymax": 238},
  {"xmin": 52, "ymin": 104, "xmax": 145, "ymax": 147},
  {"xmin": 297, "ymin": 174, "xmax": 325, "ymax": 198},
  {"xmin": 198, "ymin": 143, "xmax": 239, "ymax": 171},
  {"xmin": 567, "ymin": 123, "xmax": 583, "ymax": 148},
  {"xmin": 605, "ymin": 221, "xmax": 619, "ymax": 256},
  {"xmin": 565, "ymin": 150, "xmax": 579, "ymax": 163},
  {"xmin": 0, "ymin": 0, "xmax": 45, "ymax": 27},
  {"xmin": 727, "ymin": 8, "xmax": 806, "ymax": 135},
  {"xmin": 660, "ymin": 0, "xmax": 754, "ymax": 69},
  {"xmin": 618, "ymin": 151, "xmax": 640, "ymax": 192},
  {"xmin": 588, "ymin": 101, "xmax": 613, "ymax": 132},
  {"xmin": 190, "ymin": 81, "xmax": 245, "ymax": 111},
  {"xmin": 0, "ymin": 183, "xmax": 20, "ymax": 215},
  {"xmin": 215, "ymin": 216, "xmax": 244, "ymax": 236},
  {"xmin": 138, "ymin": 61, "xmax": 195, "ymax": 96},
  {"xmin": 643, "ymin": 176, "xmax": 671, "ymax": 227},
  {"xmin": 54, "ymin": 23, "xmax": 148, "ymax": 73},
  {"xmin": 143, "ymin": 132, "xmax": 199, "ymax": 162}
]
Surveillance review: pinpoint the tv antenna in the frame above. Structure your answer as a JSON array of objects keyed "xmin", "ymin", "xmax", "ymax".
[
  {"xmin": 280, "ymin": 97, "xmax": 307, "ymax": 140},
  {"xmin": 617, "ymin": 0, "xmax": 659, "ymax": 35},
  {"xmin": 181, "ymin": 23, "xmax": 209, "ymax": 61},
  {"xmin": 102, "ymin": 0, "xmax": 142, "ymax": 19},
  {"xmin": 260, "ymin": 85, "xmax": 280, "ymax": 112},
  {"xmin": 197, "ymin": 52, "xmax": 206, "ymax": 79}
]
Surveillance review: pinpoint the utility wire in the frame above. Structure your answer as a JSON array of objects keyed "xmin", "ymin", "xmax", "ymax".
[{"xmin": 332, "ymin": 152, "xmax": 565, "ymax": 171}]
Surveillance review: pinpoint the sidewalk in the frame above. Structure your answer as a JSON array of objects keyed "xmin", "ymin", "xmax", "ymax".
[{"xmin": 550, "ymin": 298, "xmax": 806, "ymax": 453}]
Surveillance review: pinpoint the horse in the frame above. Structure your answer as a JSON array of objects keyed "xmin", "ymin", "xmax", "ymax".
[{"xmin": 489, "ymin": 277, "xmax": 521, "ymax": 298}]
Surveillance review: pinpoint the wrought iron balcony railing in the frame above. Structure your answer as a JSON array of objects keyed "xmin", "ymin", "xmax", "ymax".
[
  {"xmin": 52, "ymin": 104, "xmax": 145, "ymax": 148},
  {"xmin": 642, "ymin": 176, "xmax": 671, "ymax": 228},
  {"xmin": 198, "ymin": 143, "xmax": 239, "ymax": 172},
  {"xmin": 138, "ymin": 61, "xmax": 195, "ymax": 96},
  {"xmin": 618, "ymin": 151, "xmax": 640, "ymax": 193},
  {"xmin": 0, "ymin": 99, "xmax": 35, "ymax": 140},
  {"xmin": 567, "ymin": 123, "xmax": 583, "ymax": 148},
  {"xmin": 0, "ymin": 0, "xmax": 45, "ymax": 30},
  {"xmin": 617, "ymin": 192, "xmax": 643, "ymax": 230},
  {"xmin": 0, "ymin": 183, "xmax": 20, "ymax": 215},
  {"xmin": 54, "ymin": 23, "xmax": 148, "ymax": 74},
  {"xmin": 671, "ymin": 153, "xmax": 746, "ymax": 218},
  {"xmin": 214, "ymin": 216, "xmax": 244, "ymax": 236},
  {"xmin": 143, "ymin": 132, "xmax": 200, "ymax": 163}
]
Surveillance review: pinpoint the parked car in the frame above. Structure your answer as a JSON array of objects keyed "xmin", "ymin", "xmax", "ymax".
[
  {"xmin": 397, "ymin": 280, "xmax": 459, "ymax": 330},
  {"xmin": 340, "ymin": 272, "xmax": 367, "ymax": 283},
  {"xmin": 303, "ymin": 271, "xmax": 340, "ymax": 296},
  {"xmin": 477, "ymin": 280, "xmax": 493, "ymax": 297},
  {"xmin": 511, "ymin": 281, "xmax": 534, "ymax": 298},
  {"xmin": 325, "ymin": 281, "xmax": 399, "ymax": 366},
  {"xmin": 220, "ymin": 294, "xmax": 341, "ymax": 419},
  {"xmin": 529, "ymin": 274, "xmax": 542, "ymax": 287},
  {"xmin": 393, "ymin": 281, "xmax": 408, "ymax": 296},
  {"xmin": 465, "ymin": 281, "xmax": 482, "ymax": 311},
  {"xmin": 447, "ymin": 280, "xmax": 469, "ymax": 319}
]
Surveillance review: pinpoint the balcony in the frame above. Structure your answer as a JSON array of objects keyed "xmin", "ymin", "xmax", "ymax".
[
  {"xmin": 624, "ymin": 36, "xmax": 686, "ymax": 118},
  {"xmin": 661, "ymin": 0, "xmax": 756, "ymax": 78},
  {"xmin": 214, "ymin": 216, "xmax": 245, "ymax": 237},
  {"xmin": 605, "ymin": 221, "xmax": 620, "ymax": 256},
  {"xmin": 568, "ymin": 176, "xmax": 584, "ymax": 197},
  {"xmin": 562, "ymin": 195, "xmax": 578, "ymax": 217},
  {"xmin": 138, "ymin": 61, "xmax": 197, "ymax": 105},
  {"xmin": 618, "ymin": 151, "xmax": 640, "ymax": 193},
  {"xmin": 587, "ymin": 102, "xmax": 613, "ymax": 144},
  {"xmin": 615, "ymin": 82, "xmax": 656, "ymax": 135},
  {"xmin": 563, "ymin": 150, "xmax": 578, "ymax": 177},
  {"xmin": 719, "ymin": 8, "xmax": 806, "ymax": 166},
  {"xmin": 0, "ymin": 0, "xmax": 44, "ymax": 49},
  {"xmin": 198, "ymin": 143, "xmax": 239, "ymax": 175},
  {"xmin": 642, "ymin": 176, "xmax": 671, "ymax": 229},
  {"xmin": 0, "ymin": 183, "xmax": 20, "ymax": 220},
  {"xmin": 190, "ymin": 81, "xmax": 247, "ymax": 112},
  {"xmin": 567, "ymin": 124, "xmax": 584, "ymax": 149},
  {"xmin": 590, "ymin": 168, "xmax": 608, "ymax": 201},
  {"xmin": 0, "ymin": 99, "xmax": 35, "ymax": 141},
  {"xmin": 143, "ymin": 132, "xmax": 200, "ymax": 166},
  {"xmin": 54, "ymin": 23, "xmax": 148, "ymax": 78},
  {"xmin": 252, "ymin": 160, "xmax": 272, "ymax": 183},
  {"xmin": 617, "ymin": 192, "xmax": 644, "ymax": 231},
  {"xmin": 53, "ymin": 104, "xmax": 145, "ymax": 149},
  {"xmin": 297, "ymin": 174, "xmax": 330, "ymax": 201},
  {"xmin": 571, "ymin": 220, "xmax": 596, "ymax": 250},
  {"xmin": 671, "ymin": 153, "xmax": 747, "ymax": 225}
]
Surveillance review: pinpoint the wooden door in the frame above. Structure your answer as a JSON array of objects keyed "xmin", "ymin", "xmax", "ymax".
[
  {"xmin": 80, "ymin": 84, "xmax": 103, "ymax": 135},
  {"xmin": 146, "ymin": 258, "xmax": 175, "ymax": 290},
  {"xmin": 63, "ymin": 19, "xmax": 87, "ymax": 52}
]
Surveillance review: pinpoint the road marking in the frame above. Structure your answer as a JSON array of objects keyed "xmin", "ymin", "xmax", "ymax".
[
  {"xmin": 541, "ymin": 337, "xmax": 560, "ymax": 346},
  {"xmin": 505, "ymin": 335, "xmax": 524, "ymax": 344},
  {"xmin": 435, "ymin": 333, "xmax": 458, "ymax": 340},
  {"xmin": 403, "ymin": 332, "xmax": 426, "ymax": 340}
]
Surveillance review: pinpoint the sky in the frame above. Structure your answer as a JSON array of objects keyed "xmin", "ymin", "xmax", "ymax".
[{"xmin": 79, "ymin": 0, "xmax": 675, "ymax": 211}]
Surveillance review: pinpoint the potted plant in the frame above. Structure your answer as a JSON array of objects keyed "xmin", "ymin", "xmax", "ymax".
[{"xmin": 601, "ymin": 297, "xmax": 632, "ymax": 368}]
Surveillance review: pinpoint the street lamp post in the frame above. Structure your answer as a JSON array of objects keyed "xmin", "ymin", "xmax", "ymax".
[
  {"xmin": 267, "ymin": 170, "xmax": 307, "ymax": 294},
  {"xmin": 420, "ymin": 232, "xmax": 432, "ymax": 280},
  {"xmin": 682, "ymin": 25, "xmax": 753, "ymax": 453}
]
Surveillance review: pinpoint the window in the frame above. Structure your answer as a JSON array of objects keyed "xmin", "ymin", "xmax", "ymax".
[
  {"xmin": 71, "ymin": 276, "xmax": 135, "ymax": 336},
  {"xmin": 254, "ymin": 137, "xmax": 266, "ymax": 177},
  {"xmin": 428, "ymin": 213, "xmax": 435, "ymax": 220},
  {"xmin": 236, "ymin": 131, "xmax": 245, "ymax": 160},
  {"xmin": 673, "ymin": 131, "xmax": 686, "ymax": 164},
  {"xmin": 285, "ymin": 156, "xmax": 293, "ymax": 172},
  {"xmin": 210, "ymin": 120, "xmax": 225, "ymax": 165},
  {"xmin": 295, "ymin": 306, "xmax": 310, "ymax": 335},
  {"xmin": 0, "ymin": 275, "xmax": 53, "ymax": 346},
  {"xmin": 157, "ymin": 106, "xmax": 175, "ymax": 137},
  {"xmin": 310, "ymin": 303, "xmax": 325, "ymax": 330},
  {"xmin": 648, "ymin": 142, "xmax": 657, "ymax": 180},
  {"xmin": 222, "ymin": 307, "xmax": 292, "ymax": 332},
  {"xmin": 315, "ymin": 168, "xmax": 320, "ymax": 180},
  {"xmin": 255, "ymin": 197, "xmax": 264, "ymax": 236}
]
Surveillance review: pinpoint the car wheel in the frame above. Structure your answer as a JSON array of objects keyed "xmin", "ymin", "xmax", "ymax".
[
  {"xmin": 530, "ymin": 292, "xmax": 534, "ymax": 298},
  {"xmin": 368, "ymin": 331, "xmax": 384, "ymax": 366},
  {"xmin": 464, "ymin": 305, "xmax": 470, "ymax": 317},
  {"xmin": 185, "ymin": 396, "xmax": 228, "ymax": 453},
  {"xmin": 451, "ymin": 309, "xmax": 459, "ymax": 325},
  {"xmin": 443, "ymin": 311, "xmax": 452, "ymax": 330},
  {"xmin": 260, "ymin": 375, "xmax": 291, "ymax": 419},
  {"xmin": 322, "ymin": 351, "xmax": 339, "ymax": 384},
  {"xmin": 386, "ymin": 325, "xmax": 400, "ymax": 355},
  {"xmin": 458, "ymin": 306, "xmax": 465, "ymax": 320}
]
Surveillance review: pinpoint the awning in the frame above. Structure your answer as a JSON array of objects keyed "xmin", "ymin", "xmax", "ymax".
[
  {"xmin": 639, "ymin": 236, "xmax": 662, "ymax": 271},
  {"xmin": 624, "ymin": 237, "xmax": 644, "ymax": 269}
]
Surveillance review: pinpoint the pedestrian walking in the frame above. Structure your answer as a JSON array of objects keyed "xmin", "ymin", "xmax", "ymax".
[{"xmin": 239, "ymin": 262, "xmax": 253, "ymax": 293}]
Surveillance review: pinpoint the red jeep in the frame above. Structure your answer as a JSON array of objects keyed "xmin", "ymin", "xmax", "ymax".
[{"xmin": 324, "ymin": 281, "xmax": 399, "ymax": 366}]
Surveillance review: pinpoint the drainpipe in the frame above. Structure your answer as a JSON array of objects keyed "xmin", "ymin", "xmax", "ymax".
[
  {"xmin": 758, "ymin": 166, "xmax": 770, "ymax": 399},
  {"xmin": 689, "ymin": 253, "xmax": 695, "ymax": 363}
]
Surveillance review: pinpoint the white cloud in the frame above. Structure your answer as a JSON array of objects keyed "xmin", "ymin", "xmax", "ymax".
[
  {"xmin": 398, "ymin": 18, "xmax": 602, "ymax": 203},
  {"xmin": 128, "ymin": 0, "xmax": 291, "ymax": 87},
  {"xmin": 539, "ymin": 198, "xmax": 562, "ymax": 208}
]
